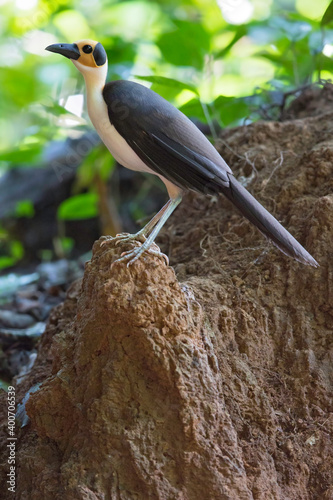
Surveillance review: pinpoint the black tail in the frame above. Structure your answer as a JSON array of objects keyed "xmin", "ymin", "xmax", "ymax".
[{"xmin": 221, "ymin": 174, "xmax": 318, "ymax": 267}]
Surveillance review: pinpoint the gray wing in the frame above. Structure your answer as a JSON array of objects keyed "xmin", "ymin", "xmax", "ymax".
[{"xmin": 103, "ymin": 80, "xmax": 231, "ymax": 193}]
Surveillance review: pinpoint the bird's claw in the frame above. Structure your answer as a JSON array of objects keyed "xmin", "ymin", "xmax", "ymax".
[
  {"xmin": 111, "ymin": 242, "xmax": 169, "ymax": 268},
  {"xmin": 114, "ymin": 232, "xmax": 146, "ymax": 246},
  {"xmin": 148, "ymin": 247, "xmax": 169, "ymax": 265}
]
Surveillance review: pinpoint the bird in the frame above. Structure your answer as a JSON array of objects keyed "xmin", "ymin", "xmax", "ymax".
[{"xmin": 45, "ymin": 39, "xmax": 318, "ymax": 268}]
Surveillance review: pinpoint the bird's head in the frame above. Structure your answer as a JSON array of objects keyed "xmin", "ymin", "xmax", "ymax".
[{"xmin": 45, "ymin": 39, "xmax": 108, "ymax": 85}]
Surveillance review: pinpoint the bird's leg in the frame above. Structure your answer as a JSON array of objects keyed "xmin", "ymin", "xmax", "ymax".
[
  {"xmin": 113, "ymin": 195, "xmax": 182, "ymax": 266},
  {"xmin": 115, "ymin": 198, "xmax": 177, "ymax": 245}
]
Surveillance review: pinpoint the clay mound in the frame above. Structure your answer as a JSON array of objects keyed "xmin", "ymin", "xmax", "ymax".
[{"xmin": 1, "ymin": 86, "xmax": 333, "ymax": 500}]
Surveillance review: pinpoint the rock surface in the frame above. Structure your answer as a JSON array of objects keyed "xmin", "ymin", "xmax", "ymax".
[{"xmin": 1, "ymin": 85, "xmax": 333, "ymax": 499}]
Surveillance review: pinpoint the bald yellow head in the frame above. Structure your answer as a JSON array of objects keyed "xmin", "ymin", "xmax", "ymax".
[
  {"xmin": 73, "ymin": 39, "xmax": 107, "ymax": 68},
  {"xmin": 45, "ymin": 39, "xmax": 108, "ymax": 86},
  {"xmin": 46, "ymin": 39, "xmax": 107, "ymax": 66}
]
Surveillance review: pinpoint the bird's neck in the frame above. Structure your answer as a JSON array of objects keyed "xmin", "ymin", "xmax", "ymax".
[
  {"xmin": 82, "ymin": 63, "xmax": 108, "ymax": 94},
  {"xmin": 81, "ymin": 64, "xmax": 108, "ymax": 131}
]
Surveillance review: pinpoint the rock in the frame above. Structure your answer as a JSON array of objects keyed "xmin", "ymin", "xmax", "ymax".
[{"xmin": 0, "ymin": 311, "xmax": 35, "ymax": 329}]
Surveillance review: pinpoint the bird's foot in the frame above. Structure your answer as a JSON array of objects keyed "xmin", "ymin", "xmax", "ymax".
[
  {"xmin": 112, "ymin": 240, "xmax": 169, "ymax": 268},
  {"xmin": 100, "ymin": 232, "xmax": 146, "ymax": 250},
  {"xmin": 114, "ymin": 231, "xmax": 147, "ymax": 246}
]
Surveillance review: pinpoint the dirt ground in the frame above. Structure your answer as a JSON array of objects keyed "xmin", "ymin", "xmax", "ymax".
[{"xmin": 0, "ymin": 84, "xmax": 332, "ymax": 499}]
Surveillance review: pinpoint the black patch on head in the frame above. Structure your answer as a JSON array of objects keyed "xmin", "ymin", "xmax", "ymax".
[
  {"xmin": 82, "ymin": 44, "xmax": 93, "ymax": 54},
  {"xmin": 93, "ymin": 42, "xmax": 107, "ymax": 66}
]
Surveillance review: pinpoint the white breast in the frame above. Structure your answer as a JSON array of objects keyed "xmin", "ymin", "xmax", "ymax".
[
  {"xmin": 86, "ymin": 87, "xmax": 154, "ymax": 175},
  {"xmin": 84, "ymin": 84, "xmax": 182, "ymax": 199}
]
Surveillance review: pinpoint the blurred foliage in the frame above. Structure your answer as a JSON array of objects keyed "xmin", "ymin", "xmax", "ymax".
[
  {"xmin": 57, "ymin": 192, "xmax": 98, "ymax": 220},
  {"xmin": 1, "ymin": 0, "xmax": 333, "ymax": 268}
]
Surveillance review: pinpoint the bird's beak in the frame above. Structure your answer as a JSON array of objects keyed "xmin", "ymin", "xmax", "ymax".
[{"xmin": 45, "ymin": 43, "xmax": 80, "ymax": 60}]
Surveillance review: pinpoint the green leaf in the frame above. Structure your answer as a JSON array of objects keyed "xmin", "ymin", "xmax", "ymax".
[
  {"xmin": 214, "ymin": 25, "xmax": 247, "ymax": 59},
  {"xmin": 0, "ymin": 238, "xmax": 23, "ymax": 269},
  {"xmin": 53, "ymin": 9, "xmax": 91, "ymax": 41},
  {"xmin": 157, "ymin": 20, "xmax": 210, "ymax": 70},
  {"xmin": 105, "ymin": 37, "xmax": 137, "ymax": 65},
  {"xmin": 0, "ymin": 257, "xmax": 16, "ymax": 270},
  {"xmin": 99, "ymin": 151, "xmax": 115, "ymax": 182},
  {"xmin": 57, "ymin": 192, "xmax": 98, "ymax": 220},
  {"xmin": 0, "ymin": 379, "xmax": 9, "ymax": 391},
  {"xmin": 15, "ymin": 200, "xmax": 35, "ymax": 218},
  {"xmin": 0, "ymin": 144, "xmax": 42, "ymax": 164},
  {"xmin": 321, "ymin": 0, "xmax": 333, "ymax": 26},
  {"xmin": 0, "ymin": 68, "xmax": 44, "ymax": 109},
  {"xmin": 59, "ymin": 237, "xmax": 74, "ymax": 253},
  {"xmin": 270, "ymin": 18, "xmax": 312, "ymax": 42},
  {"xmin": 212, "ymin": 96, "xmax": 250, "ymax": 126},
  {"xmin": 10, "ymin": 240, "xmax": 24, "ymax": 260},
  {"xmin": 134, "ymin": 75, "xmax": 199, "ymax": 95},
  {"xmin": 43, "ymin": 103, "xmax": 76, "ymax": 117},
  {"xmin": 178, "ymin": 98, "xmax": 207, "ymax": 123},
  {"xmin": 308, "ymin": 31, "xmax": 324, "ymax": 54},
  {"xmin": 259, "ymin": 51, "xmax": 294, "ymax": 75},
  {"xmin": 76, "ymin": 147, "xmax": 115, "ymax": 190}
]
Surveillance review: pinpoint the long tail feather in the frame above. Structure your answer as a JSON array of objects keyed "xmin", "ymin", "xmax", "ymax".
[{"xmin": 221, "ymin": 174, "xmax": 318, "ymax": 267}]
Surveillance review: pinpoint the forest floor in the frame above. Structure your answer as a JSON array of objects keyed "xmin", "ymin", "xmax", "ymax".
[{"xmin": 0, "ymin": 84, "xmax": 332, "ymax": 499}]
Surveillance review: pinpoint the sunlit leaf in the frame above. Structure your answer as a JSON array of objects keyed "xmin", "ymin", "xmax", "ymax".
[
  {"xmin": 296, "ymin": 0, "xmax": 331, "ymax": 23},
  {"xmin": 178, "ymin": 98, "xmax": 207, "ymax": 123},
  {"xmin": 214, "ymin": 25, "xmax": 247, "ymax": 59},
  {"xmin": 134, "ymin": 75, "xmax": 199, "ymax": 95},
  {"xmin": 0, "ymin": 145, "xmax": 42, "ymax": 164},
  {"xmin": 97, "ymin": 1, "xmax": 164, "ymax": 41},
  {"xmin": 321, "ymin": 0, "xmax": 333, "ymax": 26}
]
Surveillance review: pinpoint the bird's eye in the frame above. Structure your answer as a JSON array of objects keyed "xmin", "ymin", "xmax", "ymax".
[{"xmin": 82, "ymin": 45, "xmax": 93, "ymax": 54}]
